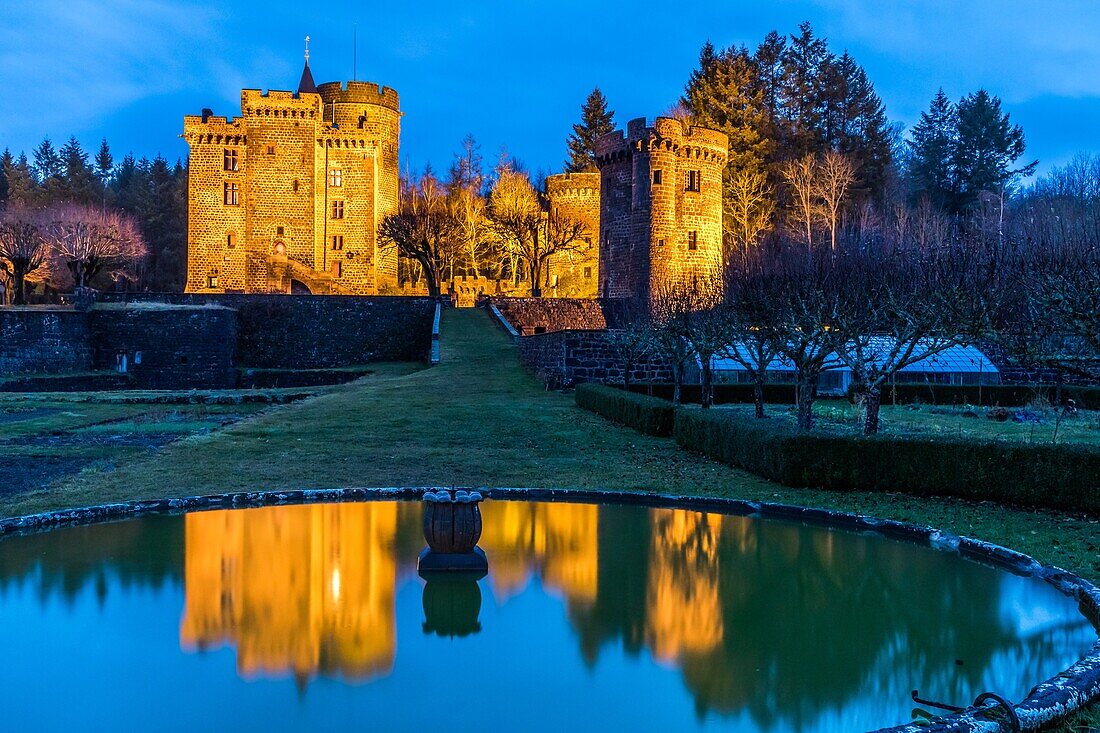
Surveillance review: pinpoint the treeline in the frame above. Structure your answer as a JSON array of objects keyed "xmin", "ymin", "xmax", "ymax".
[
  {"xmin": 565, "ymin": 22, "xmax": 1039, "ymax": 251},
  {"xmin": 0, "ymin": 136, "xmax": 186, "ymax": 300}
]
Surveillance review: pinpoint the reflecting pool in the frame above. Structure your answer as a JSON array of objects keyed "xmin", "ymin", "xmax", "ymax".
[{"xmin": 0, "ymin": 500, "xmax": 1093, "ymax": 732}]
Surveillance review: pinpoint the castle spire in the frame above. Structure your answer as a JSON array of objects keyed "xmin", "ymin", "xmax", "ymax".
[{"xmin": 297, "ymin": 35, "xmax": 318, "ymax": 96}]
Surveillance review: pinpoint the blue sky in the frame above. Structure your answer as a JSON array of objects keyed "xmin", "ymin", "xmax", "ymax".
[{"xmin": 1, "ymin": 0, "xmax": 1098, "ymax": 179}]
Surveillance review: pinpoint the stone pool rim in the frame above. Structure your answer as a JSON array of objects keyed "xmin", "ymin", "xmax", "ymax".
[{"xmin": 1, "ymin": 486, "xmax": 1097, "ymax": 733}]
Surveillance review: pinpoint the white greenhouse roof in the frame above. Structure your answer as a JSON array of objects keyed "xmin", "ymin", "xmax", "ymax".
[{"xmin": 708, "ymin": 339, "xmax": 997, "ymax": 375}]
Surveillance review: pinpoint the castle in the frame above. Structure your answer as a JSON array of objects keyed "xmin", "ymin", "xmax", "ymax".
[{"xmin": 184, "ymin": 53, "xmax": 726, "ymax": 302}]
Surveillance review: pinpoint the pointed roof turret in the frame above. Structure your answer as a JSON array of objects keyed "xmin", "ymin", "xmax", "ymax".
[{"xmin": 297, "ymin": 35, "xmax": 317, "ymax": 96}]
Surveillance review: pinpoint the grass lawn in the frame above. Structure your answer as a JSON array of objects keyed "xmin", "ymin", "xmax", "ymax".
[
  {"xmin": 1, "ymin": 308, "xmax": 1095, "ymax": 590},
  {"xmin": 719, "ymin": 399, "xmax": 1100, "ymax": 445}
]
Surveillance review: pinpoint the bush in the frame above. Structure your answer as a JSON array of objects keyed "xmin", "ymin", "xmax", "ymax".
[
  {"xmin": 575, "ymin": 383, "xmax": 675, "ymax": 437},
  {"xmin": 620, "ymin": 383, "xmax": 799, "ymax": 405},
  {"xmin": 671, "ymin": 408, "xmax": 1100, "ymax": 514},
  {"xmin": 854, "ymin": 383, "xmax": 1100, "ymax": 410}
]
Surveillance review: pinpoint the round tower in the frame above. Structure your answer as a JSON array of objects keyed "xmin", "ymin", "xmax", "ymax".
[
  {"xmin": 316, "ymin": 82, "xmax": 401, "ymax": 216},
  {"xmin": 545, "ymin": 172, "xmax": 601, "ymax": 298}
]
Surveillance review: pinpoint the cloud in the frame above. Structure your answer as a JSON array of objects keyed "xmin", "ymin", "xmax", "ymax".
[{"xmin": 0, "ymin": 0, "xmax": 221, "ymax": 143}]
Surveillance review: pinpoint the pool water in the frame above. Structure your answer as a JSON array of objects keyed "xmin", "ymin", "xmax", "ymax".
[{"xmin": 0, "ymin": 500, "xmax": 1093, "ymax": 732}]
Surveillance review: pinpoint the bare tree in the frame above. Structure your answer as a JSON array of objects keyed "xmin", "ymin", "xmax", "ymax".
[
  {"xmin": 826, "ymin": 229, "xmax": 1003, "ymax": 434},
  {"xmin": 722, "ymin": 249, "xmax": 784, "ymax": 418},
  {"xmin": 782, "ymin": 154, "xmax": 817, "ymax": 248},
  {"xmin": 378, "ymin": 172, "xmax": 461, "ymax": 297},
  {"xmin": 0, "ymin": 210, "xmax": 49, "ymax": 305},
  {"xmin": 649, "ymin": 284, "xmax": 698, "ymax": 405},
  {"xmin": 42, "ymin": 204, "xmax": 144, "ymax": 290},
  {"xmin": 725, "ymin": 167, "xmax": 774, "ymax": 254},
  {"xmin": 816, "ymin": 151, "xmax": 856, "ymax": 252},
  {"xmin": 489, "ymin": 168, "xmax": 588, "ymax": 297}
]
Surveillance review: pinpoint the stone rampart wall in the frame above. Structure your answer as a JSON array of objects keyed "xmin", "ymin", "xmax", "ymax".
[{"xmin": 518, "ymin": 329, "xmax": 672, "ymax": 388}]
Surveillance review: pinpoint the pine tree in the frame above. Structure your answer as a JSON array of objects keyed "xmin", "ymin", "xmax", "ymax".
[
  {"xmin": 95, "ymin": 138, "xmax": 115, "ymax": 208},
  {"xmin": 907, "ymin": 89, "xmax": 957, "ymax": 211},
  {"xmin": 831, "ymin": 52, "xmax": 893, "ymax": 199},
  {"xmin": 32, "ymin": 137, "xmax": 64, "ymax": 202},
  {"xmin": 0, "ymin": 149, "xmax": 11, "ymax": 210},
  {"xmin": 60, "ymin": 136, "xmax": 97, "ymax": 204},
  {"xmin": 4, "ymin": 153, "xmax": 38, "ymax": 208},
  {"xmin": 952, "ymin": 89, "xmax": 1036, "ymax": 211},
  {"xmin": 565, "ymin": 88, "xmax": 616, "ymax": 173},
  {"xmin": 779, "ymin": 22, "xmax": 833, "ymax": 158}
]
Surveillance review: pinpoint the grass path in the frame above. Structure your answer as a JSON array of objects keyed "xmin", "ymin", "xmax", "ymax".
[{"xmin": 6, "ymin": 308, "xmax": 1099, "ymax": 583}]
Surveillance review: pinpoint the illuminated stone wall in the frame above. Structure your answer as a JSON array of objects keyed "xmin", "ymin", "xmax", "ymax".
[
  {"xmin": 545, "ymin": 173, "xmax": 601, "ymax": 299},
  {"xmin": 183, "ymin": 80, "xmax": 400, "ymax": 295},
  {"xmin": 595, "ymin": 117, "xmax": 727, "ymax": 301}
]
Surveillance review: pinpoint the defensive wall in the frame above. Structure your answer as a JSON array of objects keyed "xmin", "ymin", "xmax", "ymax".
[{"xmin": 1, "ymin": 295, "xmax": 436, "ymax": 390}]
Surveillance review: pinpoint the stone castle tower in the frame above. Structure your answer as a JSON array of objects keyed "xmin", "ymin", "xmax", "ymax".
[
  {"xmin": 183, "ymin": 51, "xmax": 401, "ymax": 295},
  {"xmin": 595, "ymin": 117, "xmax": 727, "ymax": 300},
  {"xmin": 544, "ymin": 172, "xmax": 601, "ymax": 299}
]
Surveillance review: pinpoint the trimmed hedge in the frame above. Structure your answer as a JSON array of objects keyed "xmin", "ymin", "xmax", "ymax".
[
  {"xmin": 620, "ymin": 383, "xmax": 798, "ymax": 405},
  {"xmin": 853, "ymin": 383, "xmax": 1100, "ymax": 410},
  {"xmin": 671, "ymin": 409, "xmax": 1100, "ymax": 514},
  {"xmin": 575, "ymin": 383, "xmax": 675, "ymax": 437},
  {"xmin": 576, "ymin": 388, "xmax": 1100, "ymax": 513}
]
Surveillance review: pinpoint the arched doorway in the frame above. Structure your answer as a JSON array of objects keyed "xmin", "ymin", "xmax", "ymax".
[{"xmin": 290, "ymin": 279, "xmax": 312, "ymax": 295}]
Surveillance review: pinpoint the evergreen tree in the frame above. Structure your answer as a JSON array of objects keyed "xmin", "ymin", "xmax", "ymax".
[
  {"xmin": 32, "ymin": 137, "xmax": 64, "ymax": 202},
  {"xmin": 907, "ymin": 89, "xmax": 958, "ymax": 210},
  {"xmin": 952, "ymin": 89, "xmax": 1036, "ymax": 210},
  {"xmin": 831, "ymin": 52, "xmax": 893, "ymax": 199},
  {"xmin": 565, "ymin": 88, "xmax": 616, "ymax": 173},
  {"xmin": 683, "ymin": 43, "xmax": 771, "ymax": 172},
  {"xmin": 0, "ymin": 149, "xmax": 10, "ymax": 210},
  {"xmin": 753, "ymin": 31, "xmax": 787, "ymax": 158},
  {"xmin": 779, "ymin": 22, "xmax": 833, "ymax": 158},
  {"xmin": 60, "ymin": 136, "xmax": 97, "ymax": 204},
  {"xmin": 4, "ymin": 154, "xmax": 37, "ymax": 208},
  {"xmin": 95, "ymin": 138, "xmax": 115, "ymax": 208}
]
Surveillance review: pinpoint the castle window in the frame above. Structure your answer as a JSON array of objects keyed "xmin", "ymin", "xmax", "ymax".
[
  {"xmin": 584, "ymin": 236, "xmax": 593, "ymax": 248},
  {"xmin": 226, "ymin": 232, "xmax": 235, "ymax": 248},
  {"xmin": 687, "ymin": 231, "xmax": 698, "ymax": 250},
  {"xmin": 653, "ymin": 170, "xmax": 662, "ymax": 185},
  {"xmin": 331, "ymin": 260, "xmax": 342, "ymax": 278},
  {"xmin": 331, "ymin": 235, "xmax": 344, "ymax": 251},
  {"xmin": 584, "ymin": 267, "xmax": 592, "ymax": 279},
  {"xmin": 657, "ymin": 238, "xmax": 665, "ymax": 247},
  {"xmin": 266, "ymin": 145, "xmax": 276, "ymax": 155},
  {"xmin": 331, "ymin": 200, "xmax": 345, "ymax": 219},
  {"xmin": 223, "ymin": 149, "xmax": 239, "ymax": 172},
  {"xmin": 276, "ymin": 226, "xmax": 285, "ymax": 236},
  {"xmin": 686, "ymin": 170, "xmax": 701, "ymax": 192},
  {"xmin": 223, "ymin": 182, "xmax": 240, "ymax": 206},
  {"xmin": 329, "ymin": 169, "xmax": 343, "ymax": 187},
  {"xmin": 207, "ymin": 275, "xmax": 219, "ymax": 288},
  {"xmin": 292, "ymin": 179, "xmax": 300, "ymax": 193}
]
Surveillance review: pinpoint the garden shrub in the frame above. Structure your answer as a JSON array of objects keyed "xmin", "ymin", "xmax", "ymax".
[
  {"xmin": 619, "ymin": 383, "xmax": 799, "ymax": 405},
  {"xmin": 575, "ymin": 383, "xmax": 675, "ymax": 437},
  {"xmin": 670, "ymin": 408, "xmax": 1100, "ymax": 514}
]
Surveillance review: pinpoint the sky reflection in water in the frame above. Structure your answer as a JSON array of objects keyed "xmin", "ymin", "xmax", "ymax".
[{"xmin": 0, "ymin": 500, "xmax": 1093, "ymax": 732}]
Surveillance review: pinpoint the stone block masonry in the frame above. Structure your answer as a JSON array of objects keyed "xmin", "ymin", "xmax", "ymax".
[
  {"xmin": 518, "ymin": 329, "xmax": 672, "ymax": 388},
  {"xmin": 0, "ymin": 309, "xmax": 93, "ymax": 375},
  {"xmin": 97, "ymin": 294, "xmax": 437, "ymax": 368},
  {"xmin": 90, "ymin": 305, "xmax": 238, "ymax": 390}
]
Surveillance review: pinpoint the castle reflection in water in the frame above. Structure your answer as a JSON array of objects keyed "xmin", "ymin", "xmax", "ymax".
[
  {"xmin": 169, "ymin": 499, "xmax": 1093, "ymax": 723},
  {"xmin": 178, "ymin": 501, "xmax": 727, "ymax": 682}
]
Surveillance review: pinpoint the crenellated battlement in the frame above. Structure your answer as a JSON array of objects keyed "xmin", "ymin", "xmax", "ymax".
[
  {"xmin": 546, "ymin": 172, "xmax": 600, "ymax": 198},
  {"xmin": 317, "ymin": 81, "xmax": 400, "ymax": 111},
  {"xmin": 183, "ymin": 61, "xmax": 402, "ymax": 297}
]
